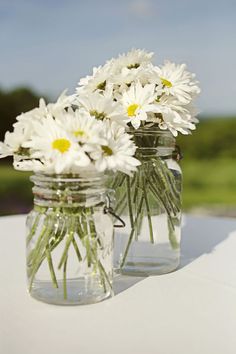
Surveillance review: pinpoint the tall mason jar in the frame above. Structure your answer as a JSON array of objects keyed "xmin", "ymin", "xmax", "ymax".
[
  {"xmin": 26, "ymin": 174, "xmax": 114, "ymax": 305},
  {"xmin": 113, "ymin": 127, "xmax": 182, "ymax": 276}
]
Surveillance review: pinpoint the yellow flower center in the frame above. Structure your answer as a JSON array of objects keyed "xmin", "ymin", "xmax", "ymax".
[
  {"xmin": 74, "ymin": 129, "xmax": 86, "ymax": 138},
  {"xmin": 52, "ymin": 138, "xmax": 71, "ymax": 153},
  {"xmin": 127, "ymin": 104, "xmax": 139, "ymax": 117},
  {"xmin": 102, "ymin": 145, "xmax": 113, "ymax": 156},
  {"xmin": 161, "ymin": 77, "xmax": 173, "ymax": 88}
]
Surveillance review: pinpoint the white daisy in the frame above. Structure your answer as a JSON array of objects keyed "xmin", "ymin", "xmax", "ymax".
[
  {"xmin": 34, "ymin": 90, "xmax": 75, "ymax": 118},
  {"xmin": 46, "ymin": 89, "xmax": 75, "ymax": 116},
  {"xmin": 0, "ymin": 142, "xmax": 12, "ymax": 158},
  {"xmin": 13, "ymin": 156, "xmax": 44, "ymax": 172},
  {"xmin": 77, "ymin": 61, "xmax": 113, "ymax": 94},
  {"xmin": 15, "ymin": 102, "xmax": 48, "ymax": 133},
  {"xmin": 0, "ymin": 121, "xmax": 33, "ymax": 157},
  {"xmin": 2, "ymin": 91, "xmax": 76, "ymax": 162},
  {"xmin": 91, "ymin": 121, "xmax": 140, "ymax": 175},
  {"xmin": 111, "ymin": 48, "xmax": 153, "ymax": 73},
  {"xmin": 155, "ymin": 61, "xmax": 200, "ymax": 104},
  {"xmin": 111, "ymin": 63, "xmax": 162, "ymax": 92},
  {"xmin": 151, "ymin": 96, "xmax": 197, "ymax": 136},
  {"xmin": 120, "ymin": 81, "xmax": 157, "ymax": 129},
  {"xmin": 16, "ymin": 90, "xmax": 74, "ymax": 127},
  {"xmin": 23, "ymin": 117, "xmax": 90, "ymax": 174},
  {"xmin": 77, "ymin": 91, "xmax": 127, "ymax": 126},
  {"xmin": 56, "ymin": 108, "xmax": 106, "ymax": 145}
]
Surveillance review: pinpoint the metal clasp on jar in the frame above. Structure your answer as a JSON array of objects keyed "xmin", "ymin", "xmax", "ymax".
[{"xmin": 103, "ymin": 196, "xmax": 126, "ymax": 228}]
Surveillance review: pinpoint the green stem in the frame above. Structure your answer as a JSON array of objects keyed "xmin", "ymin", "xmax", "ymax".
[
  {"xmin": 26, "ymin": 213, "xmax": 42, "ymax": 246},
  {"xmin": 58, "ymin": 216, "xmax": 76, "ymax": 270},
  {"xmin": 133, "ymin": 172, "xmax": 140, "ymax": 204},
  {"xmin": 126, "ymin": 176, "xmax": 134, "ymax": 229},
  {"xmin": 28, "ymin": 215, "xmax": 55, "ymax": 291},
  {"xmin": 29, "ymin": 216, "xmax": 67, "ymax": 279},
  {"xmin": 152, "ymin": 160, "xmax": 181, "ymax": 213},
  {"xmin": 98, "ymin": 260, "xmax": 112, "ymax": 292},
  {"xmin": 168, "ymin": 218, "xmax": 179, "ymax": 249},
  {"xmin": 80, "ymin": 212, "xmax": 93, "ymax": 268},
  {"xmin": 115, "ymin": 193, "xmax": 127, "ymax": 216},
  {"xmin": 76, "ymin": 214, "xmax": 93, "ymax": 266},
  {"xmin": 151, "ymin": 172, "xmax": 178, "ymax": 216},
  {"xmin": 149, "ymin": 181, "xmax": 175, "ymax": 231},
  {"xmin": 91, "ymin": 247, "xmax": 112, "ymax": 292},
  {"xmin": 120, "ymin": 196, "xmax": 144, "ymax": 268},
  {"xmin": 111, "ymin": 173, "xmax": 126, "ymax": 190},
  {"xmin": 136, "ymin": 205, "xmax": 144, "ymax": 239},
  {"xmin": 72, "ymin": 238, "xmax": 83, "ymax": 262},
  {"xmin": 142, "ymin": 179, "xmax": 154, "ymax": 244},
  {"xmin": 63, "ymin": 255, "xmax": 68, "ymax": 300},
  {"xmin": 98, "ymin": 266, "xmax": 107, "ymax": 293},
  {"xmin": 45, "ymin": 245, "xmax": 58, "ymax": 288},
  {"xmin": 88, "ymin": 207, "xmax": 101, "ymax": 246},
  {"xmin": 27, "ymin": 221, "xmax": 48, "ymax": 266},
  {"xmin": 85, "ymin": 235, "xmax": 92, "ymax": 267},
  {"xmin": 134, "ymin": 172, "xmax": 142, "ymax": 240}
]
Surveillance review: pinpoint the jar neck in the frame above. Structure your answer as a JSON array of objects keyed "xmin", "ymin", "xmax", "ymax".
[
  {"xmin": 129, "ymin": 127, "xmax": 176, "ymax": 158},
  {"xmin": 31, "ymin": 173, "xmax": 110, "ymax": 208}
]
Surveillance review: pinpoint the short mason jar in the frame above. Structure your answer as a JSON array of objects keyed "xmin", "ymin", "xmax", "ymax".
[
  {"xmin": 26, "ymin": 174, "xmax": 114, "ymax": 305},
  {"xmin": 113, "ymin": 127, "xmax": 182, "ymax": 276}
]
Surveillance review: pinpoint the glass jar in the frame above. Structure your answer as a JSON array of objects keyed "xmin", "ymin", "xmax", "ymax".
[
  {"xmin": 113, "ymin": 127, "xmax": 182, "ymax": 276},
  {"xmin": 26, "ymin": 173, "xmax": 114, "ymax": 305}
]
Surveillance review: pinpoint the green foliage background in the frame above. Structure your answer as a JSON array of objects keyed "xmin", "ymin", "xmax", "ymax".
[
  {"xmin": 0, "ymin": 87, "xmax": 236, "ymax": 215},
  {"xmin": 0, "ymin": 87, "xmax": 40, "ymax": 141}
]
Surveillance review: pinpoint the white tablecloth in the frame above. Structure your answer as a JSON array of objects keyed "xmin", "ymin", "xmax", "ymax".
[{"xmin": 0, "ymin": 214, "xmax": 236, "ymax": 354}]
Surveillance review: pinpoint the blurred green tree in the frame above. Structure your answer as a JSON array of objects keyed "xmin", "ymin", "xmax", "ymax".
[
  {"xmin": 0, "ymin": 87, "xmax": 42, "ymax": 141},
  {"xmin": 177, "ymin": 117, "xmax": 236, "ymax": 160}
]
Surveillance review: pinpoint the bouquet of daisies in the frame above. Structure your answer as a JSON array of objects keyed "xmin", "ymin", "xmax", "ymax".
[
  {"xmin": 73, "ymin": 49, "xmax": 200, "ymax": 271},
  {"xmin": 75, "ymin": 48, "xmax": 200, "ymax": 136},
  {"xmin": 0, "ymin": 90, "xmax": 139, "ymax": 175},
  {"xmin": 0, "ymin": 91, "xmax": 140, "ymax": 301}
]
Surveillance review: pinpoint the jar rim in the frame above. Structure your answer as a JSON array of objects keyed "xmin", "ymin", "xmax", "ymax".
[
  {"xmin": 128, "ymin": 126, "xmax": 174, "ymax": 137},
  {"xmin": 30, "ymin": 172, "xmax": 110, "ymax": 184}
]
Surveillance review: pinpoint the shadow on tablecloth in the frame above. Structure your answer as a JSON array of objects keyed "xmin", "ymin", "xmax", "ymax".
[
  {"xmin": 113, "ymin": 274, "xmax": 145, "ymax": 295},
  {"xmin": 113, "ymin": 215, "xmax": 236, "ymax": 295},
  {"xmin": 180, "ymin": 214, "xmax": 236, "ymax": 268}
]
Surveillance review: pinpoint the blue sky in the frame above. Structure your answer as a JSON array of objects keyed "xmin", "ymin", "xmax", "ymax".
[{"xmin": 0, "ymin": 0, "xmax": 236, "ymax": 114}]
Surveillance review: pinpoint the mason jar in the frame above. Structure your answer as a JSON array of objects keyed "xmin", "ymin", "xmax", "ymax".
[
  {"xmin": 113, "ymin": 127, "xmax": 182, "ymax": 276},
  {"xmin": 26, "ymin": 174, "xmax": 114, "ymax": 305}
]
